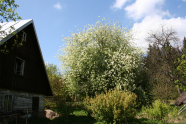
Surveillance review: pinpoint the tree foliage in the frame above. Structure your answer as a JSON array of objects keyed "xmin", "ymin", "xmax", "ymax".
[
  {"xmin": 45, "ymin": 63, "xmax": 71, "ymax": 108},
  {"xmin": 145, "ymin": 43, "xmax": 179, "ymax": 102},
  {"xmin": 145, "ymin": 24, "xmax": 182, "ymax": 96},
  {"xmin": 58, "ymin": 18, "xmax": 146, "ymax": 99},
  {"xmin": 0, "ymin": 0, "xmax": 21, "ymax": 23},
  {"xmin": 0, "ymin": 0, "xmax": 22, "ymax": 53},
  {"xmin": 174, "ymin": 38, "xmax": 186, "ymax": 91}
]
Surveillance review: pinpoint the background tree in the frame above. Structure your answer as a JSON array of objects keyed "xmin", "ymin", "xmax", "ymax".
[
  {"xmin": 58, "ymin": 18, "xmax": 149, "ymax": 105},
  {"xmin": 146, "ymin": 24, "xmax": 182, "ymax": 96},
  {"xmin": 0, "ymin": 0, "xmax": 22, "ymax": 53},
  {"xmin": 45, "ymin": 63, "xmax": 76, "ymax": 122},
  {"xmin": 174, "ymin": 37, "xmax": 186, "ymax": 91},
  {"xmin": 45, "ymin": 63, "xmax": 71, "ymax": 108},
  {"xmin": 182, "ymin": 37, "xmax": 186, "ymax": 54}
]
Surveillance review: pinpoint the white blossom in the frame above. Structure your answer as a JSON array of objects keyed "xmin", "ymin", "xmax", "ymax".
[{"xmin": 58, "ymin": 18, "xmax": 144, "ymax": 95}]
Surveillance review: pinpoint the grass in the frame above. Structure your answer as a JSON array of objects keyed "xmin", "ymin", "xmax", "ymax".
[
  {"xmin": 8, "ymin": 101, "xmax": 186, "ymax": 124},
  {"xmin": 168, "ymin": 105, "xmax": 186, "ymax": 124},
  {"xmin": 9, "ymin": 108, "xmax": 160, "ymax": 124},
  {"xmin": 66, "ymin": 107, "xmax": 161, "ymax": 124}
]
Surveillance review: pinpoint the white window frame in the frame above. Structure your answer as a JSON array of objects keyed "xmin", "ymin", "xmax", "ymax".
[
  {"xmin": 15, "ymin": 57, "xmax": 25, "ymax": 76},
  {"xmin": 22, "ymin": 31, "xmax": 27, "ymax": 42},
  {"xmin": 3, "ymin": 94, "xmax": 13, "ymax": 112}
]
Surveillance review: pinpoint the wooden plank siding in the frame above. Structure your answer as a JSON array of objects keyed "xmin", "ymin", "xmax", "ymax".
[
  {"xmin": 0, "ymin": 23, "xmax": 52, "ymax": 96},
  {"xmin": 0, "ymin": 89, "xmax": 45, "ymax": 113}
]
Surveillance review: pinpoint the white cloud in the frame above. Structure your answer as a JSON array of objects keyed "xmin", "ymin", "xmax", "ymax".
[
  {"xmin": 124, "ymin": 0, "xmax": 171, "ymax": 20},
  {"xmin": 54, "ymin": 2, "xmax": 62, "ymax": 10},
  {"xmin": 111, "ymin": 0, "xmax": 128, "ymax": 9},
  {"xmin": 132, "ymin": 15, "xmax": 186, "ymax": 53},
  {"xmin": 116, "ymin": 0, "xmax": 186, "ymax": 53},
  {"xmin": 110, "ymin": 0, "xmax": 186, "ymax": 53}
]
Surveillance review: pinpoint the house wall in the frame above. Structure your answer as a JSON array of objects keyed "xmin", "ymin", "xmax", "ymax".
[
  {"xmin": 0, "ymin": 89, "xmax": 45, "ymax": 113},
  {"xmin": 0, "ymin": 23, "xmax": 52, "ymax": 96}
]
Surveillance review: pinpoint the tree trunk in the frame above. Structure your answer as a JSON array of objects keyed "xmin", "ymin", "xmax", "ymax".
[{"xmin": 177, "ymin": 86, "xmax": 181, "ymax": 95}]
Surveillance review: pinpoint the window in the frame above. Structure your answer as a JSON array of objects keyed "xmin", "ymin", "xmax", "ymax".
[
  {"xmin": 3, "ymin": 95, "xmax": 13, "ymax": 112},
  {"xmin": 22, "ymin": 31, "xmax": 27, "ymax": 42},
  {"xmin": 15, "ymin": 57, "xmax": 25, "ymax": 75}
]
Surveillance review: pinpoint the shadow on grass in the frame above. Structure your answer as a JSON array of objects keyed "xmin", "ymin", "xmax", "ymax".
[
  {"xmin": 54, "ymin": 108, "xmax": 161, "ymax": 124},
  {"xmin": 66, "ymin": 114, "xmax": 97, "ymax": 124},
  {"xmin": 53, "ymin": 116, "xmax": 160, "ymax": 124},
  {"xmin": 9, "ymin": 117, "xmax": 52, "ymax": 124},
  {"xmin": 9, "ymin": 115, "xmax": 160, "ymax": 124}
]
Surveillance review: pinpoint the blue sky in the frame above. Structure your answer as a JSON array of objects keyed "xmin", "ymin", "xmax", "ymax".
[{"xmin": 15, "ymin": 0, "xmax": 186, "ymax": 67}]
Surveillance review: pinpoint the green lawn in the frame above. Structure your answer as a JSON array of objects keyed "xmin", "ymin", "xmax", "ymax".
[
  {"xmin": 9, "ymin": 102, "xmax": 186, "ymax": 124},
  {"xmin": 9, "ymin": 108, "xmax": 160, "ymax": 124}
]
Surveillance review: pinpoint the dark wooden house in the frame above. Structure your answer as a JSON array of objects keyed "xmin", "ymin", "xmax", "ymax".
[{"xmin": 0, "ymin": 19, "xmax": 53, "ymax": 117}]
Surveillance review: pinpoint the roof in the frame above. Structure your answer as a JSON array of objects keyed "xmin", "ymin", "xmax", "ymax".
[
  {"xmin": 0, "ymin": 19, "xmax": 53, "ymax": 96},
  {"xmin": 0, "ymin": 19, "xmax": 33, "ymax": 45}
]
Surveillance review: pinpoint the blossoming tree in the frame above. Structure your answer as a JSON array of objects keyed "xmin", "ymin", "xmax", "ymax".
[{"xmin": 58, "ymin": 19, "xmax": 145, "ymax": 98}]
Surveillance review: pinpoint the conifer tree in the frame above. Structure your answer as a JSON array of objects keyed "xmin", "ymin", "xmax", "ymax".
[
  {"xmin": 145, "ymin": 24, "xmax": 182, "ymax": 95},
  {"xmin": 182, "ymin": 37, "xmax": 186, "ymax": 54}
]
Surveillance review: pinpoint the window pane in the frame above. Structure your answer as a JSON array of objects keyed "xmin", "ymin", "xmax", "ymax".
[
  {"xmin": 9, "ymin": 95, "xmax": 12, "ymax": 101},
  {"xmin": 22, "ymin": 32, "xmax": 27, "ymax": 41},
  {"xmin": 8, "ymin": 105, "xmax": 11, "ymax": 111},
  {"xmin": 8, "ymin": 100, "xmax": 11, "ymax": 105},
  {"xmin": 4, "ymin": 101, "xmax": 7, "ymax": 111},
  {"xmin": 4, "ymin": 95, "xmax": 8, "ymax": 101},
  {"xmin": 4, "ymin": 95, "xmax": 12, "ymax": 112},
  {"xmin": 17, "ymin": 61, "xmax": 22, "ymax": 66},
  {"xmin": 4, "ymin": 101, "xmax": 7, "ymax": 106},
  {"xmin": 15, "ymin": 58, "xmax": 24, "ymax": 75},
  {"xmin": 4, "ymin": 106, "xmax": 7, "ymax": 111}
]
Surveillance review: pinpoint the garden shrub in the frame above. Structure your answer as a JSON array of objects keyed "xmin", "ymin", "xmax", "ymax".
[
  {"xmin": 169, "ymin": 106, "xmax": 178, "ymax": 118},
  {"xmin": 170, "ymin": 107, "xmax": 178, "ymax": 124},
  {"xmin": 142, "ymin": 99, "xmax": 171, "ymax": 123},
  {"xmin": 83, "ymin": 88, "xmax": 137, "ymax": 124},
  {"xmin": 150, "ymin": 80, "xmax": 178, "ymax": 103}
]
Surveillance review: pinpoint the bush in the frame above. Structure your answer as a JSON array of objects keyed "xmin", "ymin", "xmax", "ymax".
[
  {"xmin": 150, "ymin": 79, "xmax": 178, "ymax": 103},
  {"xmin": 170, "ymin": 106, "xmax": 178, "ymax": 118},
  {"xmin": 142, "ymin": 99, "xmax": 171, "ymax": 123},
  {"xmin": 83, "ymin": 88, "xmax": 137, "ymax": 124}
]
